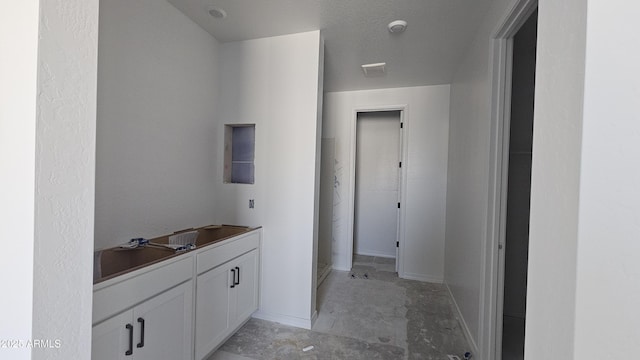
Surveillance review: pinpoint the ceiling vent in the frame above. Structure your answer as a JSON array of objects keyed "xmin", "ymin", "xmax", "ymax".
[{"xmin": 361, "ymin": 62, "xmax": 386, "ymax": 77}]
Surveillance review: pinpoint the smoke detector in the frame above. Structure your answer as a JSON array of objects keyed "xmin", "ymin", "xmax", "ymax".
[
  {"xmin": 361, "ymin": 62, "xmax": 386, "ymax": 77},
  {"xmin": 208, "ymin": 7, "xmax": 227, "ymax": 19},
  {"xmin": 388, "ymin": 20, "xmax": 408, "ymax": 33}
]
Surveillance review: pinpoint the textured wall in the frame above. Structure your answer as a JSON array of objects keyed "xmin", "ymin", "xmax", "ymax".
[
  {"xmin": 32, "ymin": 0, "xmax": 99, "ymax": 359},
  {"xmin": 95, "ymin": 0, "xmax": 221, "ymax": 250}
]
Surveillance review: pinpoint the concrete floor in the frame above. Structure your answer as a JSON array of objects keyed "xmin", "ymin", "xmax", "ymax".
[{"xmin": 209, "ymin": 255, "xmax": 471, "ymax": 360}]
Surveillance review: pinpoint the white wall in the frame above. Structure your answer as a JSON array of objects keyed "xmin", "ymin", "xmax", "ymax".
[
  {"xmin": 444, "ymin": 0, "xmax": 521, "ymax": 355},
  {"xmin": 0, "ymin": 2, "xmax": 39, "ymax": 358},
  {"xmin": 318, "ymin": 138, "xmax": 335, "ymax": 269},
  {"xmin": 524, "ymin": 0, "xmax": 587, "ymax": 358},
  {"xmin": 2, "ymin": 2, "xmax": 98, "ymax": 359},
  {"xmin": 95, "ymin": 0, "xmax": 221, "ymax": 250},
  {"xmin": 0, "ymin": 0, "xmax": 98, "ymax": 359},
  {"xmin": 216, "ymin": 31, "xmax": 323, "ymax": 328},
  {"xmin": 33, "ymin": 0, "xmax": 100, "ymax": 359},
  {"xmin": 560, "ymin": 1, "xmax": 640, "ymax": 358},
  {"xmin": 447, "ymin": 0, "xmax": 640, "ymax": 358},
  {"xmin": 323, "ymin": 85, "xmax": 450, "ymax": 282}
]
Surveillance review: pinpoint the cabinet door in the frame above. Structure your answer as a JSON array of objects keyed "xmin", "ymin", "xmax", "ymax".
[
  {"xmin": 233, "ymin": 249, "xmax": 259, "ymax": 325},
  {"xmin": 133, "ymin": 281, "xmax": 193, "ymax": 360},
  {"xmin": 195, "ymin": 264, "xmax": 233, "ymax": 360},
  {"xmin": 92, "ymin": 310, "xmax": 133, "ymax": 360}
]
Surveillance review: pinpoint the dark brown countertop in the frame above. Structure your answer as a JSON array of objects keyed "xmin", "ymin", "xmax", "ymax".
[{"xmin": 93, "ymin": 225, "xmax": 259, "ymax": 284}]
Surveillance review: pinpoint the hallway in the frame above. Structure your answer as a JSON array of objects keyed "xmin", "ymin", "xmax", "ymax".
[{"xmin": 210, "ymin": 256, "xmax": 470, "ymax": 359}]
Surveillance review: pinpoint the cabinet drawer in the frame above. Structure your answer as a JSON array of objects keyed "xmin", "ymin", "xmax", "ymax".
[
  {"xmin": 196, "ymin": 231, "xmax": 259, "ymax": 274},
  {"xmin": 93, "ymin": 256, "xmax": 193, "ymax": 324}
]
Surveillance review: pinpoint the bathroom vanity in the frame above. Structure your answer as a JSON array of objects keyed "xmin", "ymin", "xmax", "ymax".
[{"xmin": 91, "ymin": 225, "xmax": 261, "ymax": 360}]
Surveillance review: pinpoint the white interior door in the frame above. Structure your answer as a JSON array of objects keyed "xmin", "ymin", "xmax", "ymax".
[{"xmin": 354, "ymin": 111, "xmax": 401, "ymax": 259}]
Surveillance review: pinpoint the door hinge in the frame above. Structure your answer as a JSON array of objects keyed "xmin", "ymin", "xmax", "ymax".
[
  {"xmin": 498, "ymin": 243, "xmax": 503, "ymax": 250},
  {"xmin": 400, "ymin": 122, "xmax": 403, "ymax": 129},
  {"xmin": 399, "ymin": 161, "xmax": 402, "ymax": 168},
  {"xmin": 396, "ymin": 241, "xmax": 399, "ymax": 248},
  {"xmin": 397, "ymin": 202, "xmax": 401, "ymax": 209}
]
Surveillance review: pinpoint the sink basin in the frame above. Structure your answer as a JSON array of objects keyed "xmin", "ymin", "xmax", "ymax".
[
  {"xmin": 195, "ymin": 225, "xmax": 251, "ymax": 247},
  {"xmin": 95, "ymin": 246, "xmax": 175, "ymax": 283}
]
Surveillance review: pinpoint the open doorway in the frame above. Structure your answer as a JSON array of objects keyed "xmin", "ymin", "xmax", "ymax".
[
  {"xmin": 500, "ymin": 8, "xmax": 537, "ymax": 359},
  {"xmin": 495, "ymin": 7, "xmax": 538, "ymax": 360},
  {"xmin": 353, "ymin": 111, "xmax": 402, "ymax": 272}
]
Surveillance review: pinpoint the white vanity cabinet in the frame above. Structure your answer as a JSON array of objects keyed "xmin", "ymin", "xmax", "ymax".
[
  {"xmin": 92, "ymin": 256, "xmax": 194, "ymax": 360},
  {"xmin": 194, "ymin": 232, "xmax": 260, "ymax": 360},
  {"xmin": 92, "ymin": 281, "xmax": 193, "ymax": 360},
  {"xmin": 92, "ymin": 228, "xmax": 261, "ymax": 360},
  {"xmin": 92, "ymin": 309, "xmax": 132, "ymax": 360}
]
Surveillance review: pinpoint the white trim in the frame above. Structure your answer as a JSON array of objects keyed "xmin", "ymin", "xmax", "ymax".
[
  {"xmin": 401, "ymin": 273, "xmax": 443, "ymax": 284},
  {"xmin": 251, "ymin": 310, "xmax": 316, "ymax": 330},
  {"xmin": 332, "ymin": 266, "xmax": 351, "ymax": 272},
  {"xmin": 317, "ymin": 265, "xmax": 332, "ymax": 287},
  {"xmin": 354, "ymin": 250, "xmax": 396, "ymax": 259},
  {"xmin": 346, "ymin": 105, "xmax": 409, "ymax": 276},
  {"xmin": 446, "ymin": 282, "xmax": 480, "ymax": 356},
  {"xmin": 481, "ymin": 1, "xmax": 538, "ymax": 360}
]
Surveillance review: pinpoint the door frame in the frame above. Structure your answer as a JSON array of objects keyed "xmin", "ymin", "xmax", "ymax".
[
  {"xmin": 480, "ymin": 1, "xmax": 537, "ymax": 359},
  {"xmin": 346, "ymin": 105, "xmax": 408, "ymax": 275}
]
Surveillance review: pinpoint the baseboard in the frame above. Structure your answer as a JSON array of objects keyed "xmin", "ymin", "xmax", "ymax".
[
  {"xmin": 332, "ymin": 265, "xmax": 351, "ymax": 272},
  {"xmin": 355, "ymin": 250, "xmax": 396, "ymax": 258},
  {"xmin": 400, "ymin": 272, "xmax": 443, "ymax": 284},
  {"xmin": 252, "ymin": 310, "xmax": 314, "ymax": 330},
  {"xmin": 445, "ymin": 282, "xmax": 480, "ymax": 356},
  {"xmin": 200, "ymin": 316, "xmax": 252, "ymax": 360},
  {"xmin": 318, "ymin": 265, "xmax": 332, "ymax": 287},
  {"xmin": 310, "ymin": 310, "xmax": 318, "ymax": 328}
]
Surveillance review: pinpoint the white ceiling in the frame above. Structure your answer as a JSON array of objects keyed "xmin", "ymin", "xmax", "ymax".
[{"xmin": 167, "ymin": 0, "xmax": 492, "ymax": 92}]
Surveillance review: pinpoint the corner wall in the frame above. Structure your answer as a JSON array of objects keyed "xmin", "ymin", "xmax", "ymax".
[
  {"xmin": 444, "ymin": 0, "xmax": 520, "ymax": 354},
  {"xmin": 536, "ymin": 0, "xmax": 640, "ymax": 358},
  {"xmin": 32, "ymin": 0, "xmax": 100, "ymax": 359},
  {"xmin": 95, "ymin": 0, "xmax": 221, "ymax": 250},
  {"xmin": 446, "ymin": 0, "xmax": 594, "ymax": 358},
  {"xmin": 572, "ymin": 1, "xmax": 640, "ymax": 357},
  {"xmin": 323, "ymin": 85, "xmax": 450, "ymax": 282},
  {"xmin": 216, "ymin": 31, "xmax": 323, "ymax": 328},
  {"xmin": 524, "ymin": 0, "xmax": 588, "ymax": 358}
]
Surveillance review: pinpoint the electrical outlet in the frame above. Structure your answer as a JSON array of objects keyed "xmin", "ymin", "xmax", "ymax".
[{"xmin": 249, "ymin": 199, "xmax": 255, "ymax": 209}]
